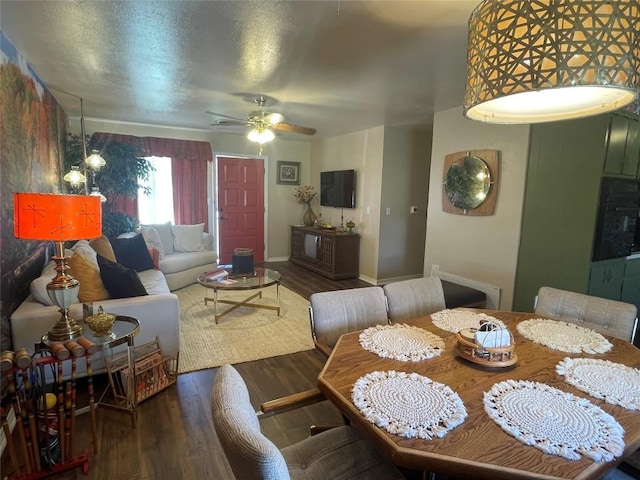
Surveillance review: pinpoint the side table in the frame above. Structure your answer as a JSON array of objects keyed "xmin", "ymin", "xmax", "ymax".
[{"xmin": 82, "ymin": 316, "xmax": 140, "ymax": 426}]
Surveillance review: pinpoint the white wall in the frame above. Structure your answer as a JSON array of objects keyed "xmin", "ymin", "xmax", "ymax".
[
  {"xmin": 424, "ymin": 107, "xmax": 530, "ymax": 310},
  {"xmin": 310, "ymin": 127, "xmax": 385, "ymax": 283},
  {"xmin": 74, "ymin": 118, "xmax": 311, "ymax": 260},
  {"xmin": 378, "ymin": 126, "xmax": 431, "ymax": 282}
]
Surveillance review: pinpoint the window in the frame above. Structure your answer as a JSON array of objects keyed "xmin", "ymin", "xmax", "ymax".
[{"xmin": 138, "ymin": 156, "xmax": 174, "ymax": 224}]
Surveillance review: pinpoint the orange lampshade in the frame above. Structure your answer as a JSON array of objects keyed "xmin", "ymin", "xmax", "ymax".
[{"xmin": 14, "ymin": 193, "xmax": 102, "ymax": 241}]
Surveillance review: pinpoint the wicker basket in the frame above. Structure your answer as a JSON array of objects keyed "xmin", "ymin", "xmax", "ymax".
[{"xmin": 455, "ymin": 327, "xmax": 517, "ymax": 367}]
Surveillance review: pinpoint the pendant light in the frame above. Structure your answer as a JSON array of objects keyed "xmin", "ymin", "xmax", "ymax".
[{"xmin": 464, "ymin": 0, "xmax": 640, "ymax": 124}]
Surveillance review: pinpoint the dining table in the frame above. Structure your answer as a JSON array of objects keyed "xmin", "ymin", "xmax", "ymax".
[{"xmin": 317, "ymin": 309, "xmax": 640, "ymax": 480}]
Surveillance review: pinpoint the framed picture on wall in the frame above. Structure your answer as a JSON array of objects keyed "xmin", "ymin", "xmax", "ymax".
[{"xmin": 277, "ymin": 161, "xmax": 301, "ymax": 185}]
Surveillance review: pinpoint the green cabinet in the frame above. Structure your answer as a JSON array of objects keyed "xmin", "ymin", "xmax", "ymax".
[
  {"xmin": 603, "ymin": 115, "xmax": 640, "ymax": 177},
  {"xmin": 588, "ymin": 258, "xmax": 625, "ymax": 300},
  {"xmin": 621, "ymin": 258, "xmax": 640, "ymax": 311}
]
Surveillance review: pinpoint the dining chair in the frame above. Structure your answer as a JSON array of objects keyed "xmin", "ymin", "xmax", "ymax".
[
  {"xmin": 534, "ymin": 286, "xmax": 638, "ymax": 343},
  {"xmin": 211, "ymin": 364, "xmax": 405, "ymax": 480},
  {"xmin": 383, "ymin": 277, "xmax": 446, "ymax": 322},
  {"xmin": 309, "ymin": 286, "xmax": 390, "ymax": 356}
]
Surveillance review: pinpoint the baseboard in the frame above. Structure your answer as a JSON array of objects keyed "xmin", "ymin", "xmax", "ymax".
[
  {"xmin": 0, "ymin": 406, "xmax": 16, "ymax": 456},
  {"xmin": 358, "ymin": 274, "xmax": 378, "ymax": 285},
  {"xmin": 266, "ymin": 256, "xmax": 290, "ymax": 262},
  {"xmin": 431, "ymin": 266, "xmax": 501, "ymax": 310}
]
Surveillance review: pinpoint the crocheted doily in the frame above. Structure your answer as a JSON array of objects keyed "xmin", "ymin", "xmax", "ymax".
[
  {"xmin": 431, "ymin": 309, "xmax": 505, "ymax": 333},
  {"xmin": 516, "ymin": 319, "xmax": 613, "ymax": 354},
  {"xmin": 359, "ymin": 324, "xmax": 445, "ymax": 361},
  {"xmin": 352, "ymin": 370, "xmax": 467, "ymax": 440},
  {"xmin": 557, "ymin": 357, "xmax": 640, "ymax": 410},
  {"xmin": 484, "ymin": 380, "xmax": 624, "ymax": 462}
]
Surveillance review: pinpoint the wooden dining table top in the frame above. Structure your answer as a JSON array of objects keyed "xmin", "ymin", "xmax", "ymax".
[{"xmin": 317, "ymin": 310, "xmax": 640, "ymax": 480}]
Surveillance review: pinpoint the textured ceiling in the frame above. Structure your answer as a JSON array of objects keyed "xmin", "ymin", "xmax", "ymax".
[{"xmin": 0, "ymin": 0, "xmax": 478, "ymax": 140}]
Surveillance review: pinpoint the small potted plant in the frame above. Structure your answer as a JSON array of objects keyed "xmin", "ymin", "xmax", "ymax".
[{"xmin": 294, "ymin": 185, "xmax": 318, "ymax": 226}]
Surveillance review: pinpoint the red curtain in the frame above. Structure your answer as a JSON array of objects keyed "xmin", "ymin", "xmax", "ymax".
[
  {"xmin": 92, "ymin": 133, "xmax": 212, "ymax": 230},
  {"xmin": 144, "ymin": 137, "xmax": 211, "ymax": 231}
]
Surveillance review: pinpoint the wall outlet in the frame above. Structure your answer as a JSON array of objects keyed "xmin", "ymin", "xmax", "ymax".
[
  {"xmin": 410, "ymin": 206, "xmax": 418, "ymax": 214},
  {"xmin": 431, "ymin": 264, "xmax": 440, "ymax": 276},
  {"xmin": 385, "ymin": 207, "xmax": 391, "ymax": 215}
]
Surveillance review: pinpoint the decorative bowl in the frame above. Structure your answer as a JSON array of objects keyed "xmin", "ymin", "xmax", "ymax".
[{"xmin": 85, "ymin": 306, "xmax": 116, "ymax": 337}]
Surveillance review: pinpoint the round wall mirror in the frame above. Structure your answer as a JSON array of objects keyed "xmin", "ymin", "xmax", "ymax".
[{"xmin": 444, "ymin": 155, "xmax": 491, "ymax": 212}]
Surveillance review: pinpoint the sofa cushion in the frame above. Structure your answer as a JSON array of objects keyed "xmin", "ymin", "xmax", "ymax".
[
  {"xmin": 172, "ymin": 223, "xmax": 205, "ymax": 252},
  {"xmin": 159, "ymin": 250, "xmax": 218, "ymax": 275},
  {"xmin": 97, "ymin": 254, "xmax": 148, "ymax": 299},
  {"xmin": 137, "ymin": 268, "xmax": 171, "ymax": 295},
  {"xmin": 111, "ymin": 234, "xmax": 155, "ymax": 272},
  {"xmin": 141, "ymin": 222, "xmax": 174, "ymax": 255},
  {"xmin": 89, "ymin": 235, "xmax": 116, "ymax": 262},
  {"xmin": 68, "ymin": 241, "xmax": 110, "ymax": 303},
  {"xmin": 139, "ymin": 226, "xmax": 165, "ymax": 258}
]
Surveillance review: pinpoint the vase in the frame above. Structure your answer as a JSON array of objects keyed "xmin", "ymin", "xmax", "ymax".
[{"xmin": 303, "ymin": 204, "xmax": 317, "ymax": 226}]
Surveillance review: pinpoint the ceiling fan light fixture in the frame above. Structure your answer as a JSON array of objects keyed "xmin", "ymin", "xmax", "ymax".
[
  {"xmin": 247, "ymin": 127, "xmax": 275, "ymax": 144},
  {"xmin": 464, "ymin": 0, "xmax": 640, "ymax": 124}
]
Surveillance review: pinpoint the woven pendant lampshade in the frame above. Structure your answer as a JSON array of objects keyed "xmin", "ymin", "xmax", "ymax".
[{"xmin": 464, "ymin": 0, "xmax": 640, "ymax": 124}]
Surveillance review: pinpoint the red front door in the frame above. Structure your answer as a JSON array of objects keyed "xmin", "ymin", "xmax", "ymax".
[{"xmin": 217, "ymin": 156, "xmax": 265, "ymax": 264}]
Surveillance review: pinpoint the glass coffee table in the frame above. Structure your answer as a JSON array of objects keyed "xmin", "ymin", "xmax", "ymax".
[{"xmin": 197, "ymin": 267, "xmax": 281, "ymax": 324}]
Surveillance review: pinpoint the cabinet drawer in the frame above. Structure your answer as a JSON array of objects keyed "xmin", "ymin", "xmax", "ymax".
[
  {"xmin": 625, "ymin": 259, "xmax": 640, "ymax": 278},
  {"xmin": 589, "ymin": 259, "xmax": 625, "ymax": 300}
]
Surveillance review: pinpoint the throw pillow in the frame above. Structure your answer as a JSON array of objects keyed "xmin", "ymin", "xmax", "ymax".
[
  {"xmin": 172, "ymin": 223, "xmax": 205, "ymax": 252},
  {"xmin": 89, "ymin": 235, "xmax": 117, "ymax": 262},
  {"xmin": 140, "ymin": 222, "xmax": 174, "ymax": 255},
  {"xmin": 68, "ymin": 241, "xmax": 111, "ymax": 303},
  {"xmin": 110, "ymin": 234, "xmax": 155, "ymax": 272},
  {"xmin": 97, "ymin": 254, "xmax": 148, "ymax": 299},
  {"xmin": 138, "ymin": 226, "xmax": 165, "ymax": 258}
]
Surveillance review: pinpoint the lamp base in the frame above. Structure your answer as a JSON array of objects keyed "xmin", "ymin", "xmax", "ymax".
[{"xmin": 42, "ymin": 310, "xmax": 84, "ymax": 344}]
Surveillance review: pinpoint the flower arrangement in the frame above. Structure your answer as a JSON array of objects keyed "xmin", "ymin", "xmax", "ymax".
[{"xmin": 294, "ymin": 185, "xmax": 317, "ymax": 205}]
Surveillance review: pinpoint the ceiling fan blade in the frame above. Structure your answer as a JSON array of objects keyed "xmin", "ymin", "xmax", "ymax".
[
  {"xmin": 214, "ymin": 120, "xmax": 250, "ymax": 126},
  {"xmin": 274, "ymin": 122, "xmax": 317, "ymax": 136},
  {"xmin": 206, "ymin": 110, "xmax": 247, "ymax": 122}
]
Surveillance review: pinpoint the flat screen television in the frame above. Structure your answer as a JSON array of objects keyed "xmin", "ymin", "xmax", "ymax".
[{"xmin": 320, "ymin": 169, "xmax": 356, "ymax": 208}]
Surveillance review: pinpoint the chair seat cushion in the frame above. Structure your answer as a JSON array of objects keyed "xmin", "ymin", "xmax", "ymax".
[{"xmin": 282, "ymin": 425, "xmax": 403, "ymax": 480}]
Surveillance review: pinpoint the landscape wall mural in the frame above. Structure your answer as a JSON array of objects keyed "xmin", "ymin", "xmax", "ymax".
[{"xmin": 0, "ymin": 30, "xmax": 67, "ymax": 351}]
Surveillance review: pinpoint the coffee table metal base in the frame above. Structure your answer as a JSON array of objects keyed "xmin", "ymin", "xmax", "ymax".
[{"xmin": 204, "ymin": 285, "xmax": 281, "ymax": 324}]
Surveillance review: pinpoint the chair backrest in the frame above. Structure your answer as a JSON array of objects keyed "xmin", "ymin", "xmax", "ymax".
[
  {"xmin": 383, "ymin": 277, "xmax": 446, "ymax": 322},
  {"xmin": 534, "ymin": 286, "xmax": 638, "ymax": 342},
  {"xmin": 211, "ymin": 364, "xmax": 291, "ymax": 480},
  {"xmin": 309, "ymin": 286, "xmax": 389, "ymax": 349}
]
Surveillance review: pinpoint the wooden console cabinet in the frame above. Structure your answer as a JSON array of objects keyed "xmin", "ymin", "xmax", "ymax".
[{"xmin": 290, "ymin": 226, "xmax": 360, "ymax": 279}]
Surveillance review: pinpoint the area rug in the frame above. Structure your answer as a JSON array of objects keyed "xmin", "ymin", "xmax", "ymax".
[{"xmin": 175, "ymin": 283, "xmax": 315, "ymax": 373}]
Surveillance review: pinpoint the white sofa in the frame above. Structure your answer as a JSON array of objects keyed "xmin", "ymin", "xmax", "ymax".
[
  {"xmin": 10, "ymin": 267, "xmax": 179, "ymax": 378},
  {"xmin": 137, "ymin": 222, "xmax": 218, "ymax": 291}
]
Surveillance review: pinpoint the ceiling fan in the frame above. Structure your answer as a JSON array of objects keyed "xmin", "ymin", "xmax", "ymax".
[{"xmin": 207, "ymin": 96, "xmax": 317, "ymax": 144}]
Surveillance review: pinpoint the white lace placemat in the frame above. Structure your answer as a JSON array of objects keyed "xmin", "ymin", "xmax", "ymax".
[
  {"xmin": 517, "ymin": 319, "xmax": 613, "ymax": 354},
  {"xmin": 430, "ymin": 309, "xmax": 505, "ymax": 333},
  {"xmin": 557, "ymin": 357, "xmax": 640, "ymax": 410},
  {"xmin": 359, "ymin": 324, "xmax": 445, "ymax": 361},
  {"xmin": 352, "ymin": 370, "xmax": 467, "ymax": 440},
  {"xmin": 484, "ymin": 380, "xmax": 624, "ymax": 461}
]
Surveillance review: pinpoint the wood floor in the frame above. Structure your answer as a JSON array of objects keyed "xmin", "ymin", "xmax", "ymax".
[{"xmin": 1, "ymin": 261, "xmax": 372, "ymax": 480}]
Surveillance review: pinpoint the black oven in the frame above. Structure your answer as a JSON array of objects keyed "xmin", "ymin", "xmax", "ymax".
[{"xmin": 592, "ymin": 177, "xmax": 640, "ymax": 261}]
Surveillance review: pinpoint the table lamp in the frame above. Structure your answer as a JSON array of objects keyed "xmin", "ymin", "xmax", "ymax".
[{"xmin": 14, "ymin": 193, "xmax": 102, "ymax": 343}]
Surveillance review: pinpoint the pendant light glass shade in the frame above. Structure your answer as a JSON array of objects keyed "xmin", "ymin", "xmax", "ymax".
[
  {"xmin": 85, "ymin": 149, "xmax": 107, "ymax": 170},
  {"xmin": 464, "ymin": 0, "xmax": 640, "ymax": 124},
  {"xmin": 63, "ymin": 166, "xmax": 86, "ymax": 187}
]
